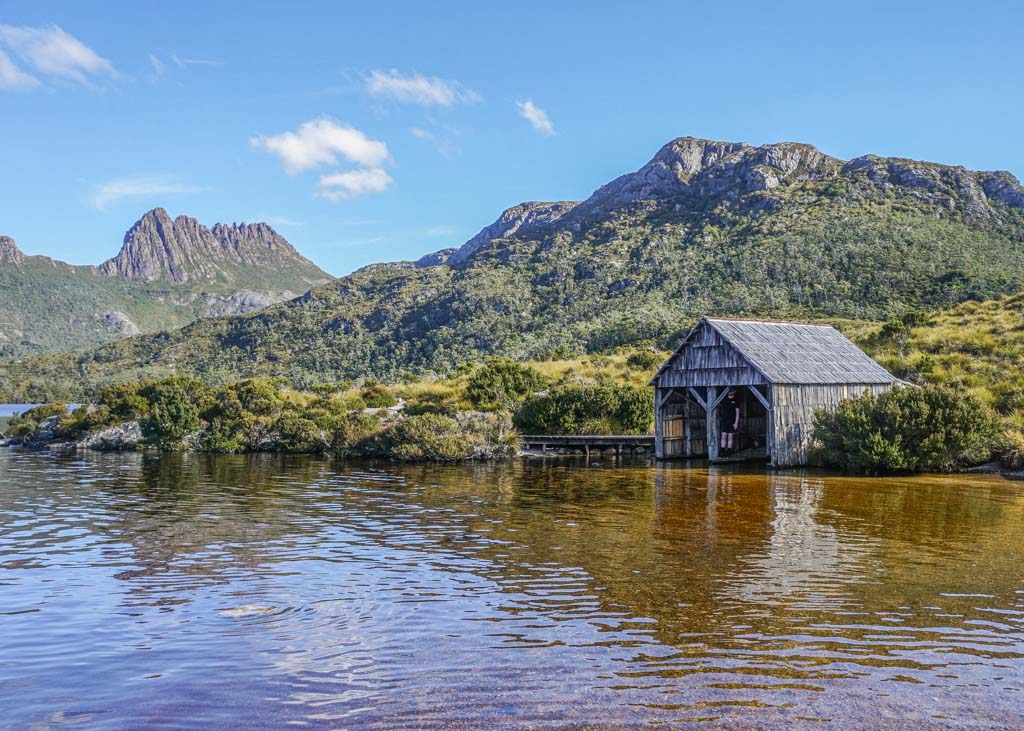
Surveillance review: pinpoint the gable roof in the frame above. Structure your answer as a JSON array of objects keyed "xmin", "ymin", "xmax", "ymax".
[{"xmin": 653, "ymin": 317, "xmax": 897, "ymax": 385}]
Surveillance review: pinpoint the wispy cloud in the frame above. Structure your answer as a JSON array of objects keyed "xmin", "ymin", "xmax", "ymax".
[
  {"xmin": 368, "ymin": 69, "xmax": 480, "ymax": 107},
  {"xmin": 171, "ymin": 54, "xmax": 225, "ymax": 68},
  {"xmin": 148, "ymin": 53, "xmax": 166, "ymax": 76},
  {"xmin": 0, "ymin": 48, "xmax": 40, "ymax": 90},
  {"xmin": 251, "ymin": 118, "xmax": 391, "ymax": 175},
  {"xmin": 409, "ymin": 126, "xmax": 460, "ymax": 157},
  {"xmin": 0, "ymin": 24, "xmax": 116, "ymax": 88},
  {"xmin": 516, "ymin": 99, "xmax": 556, "ymax": 137},
  {"xmin": 89, "ymin": 176, "xmax": 204, "ymax": 210},
  {"xmin": 317, "ymin": 169, "xmax": 394, "ymax": 201}
]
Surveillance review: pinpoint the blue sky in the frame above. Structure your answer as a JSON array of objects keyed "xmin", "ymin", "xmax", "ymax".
[{"xmin": 1, "ymin": 0, "xmax": 1022, "ymax": 275}]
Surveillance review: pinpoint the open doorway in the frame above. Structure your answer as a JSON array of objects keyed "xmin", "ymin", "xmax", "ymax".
[{"xmin": 733, "ymin": 385, "xmax": 769, "ymax": 456}]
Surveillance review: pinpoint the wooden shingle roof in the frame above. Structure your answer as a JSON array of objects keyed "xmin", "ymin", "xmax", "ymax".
[{"xmin": 654, "ymin": 317, "xmax": 897, "ymax": 385}]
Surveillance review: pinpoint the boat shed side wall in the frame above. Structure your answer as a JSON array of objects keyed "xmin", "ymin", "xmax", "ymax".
[{"xmin": 770, "ymin": 382, "xmax": 894, "ymax": 466}]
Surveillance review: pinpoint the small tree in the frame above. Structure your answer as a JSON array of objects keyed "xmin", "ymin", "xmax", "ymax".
[
  {"xmin": 464, "ymin": 357, "xmax": 546, "ymax": 411},
  {"xmin": 139, "ymin": 378, "xmax": 205, "ymax": 449}
]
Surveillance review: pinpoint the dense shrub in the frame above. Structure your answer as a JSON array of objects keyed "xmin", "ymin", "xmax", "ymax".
[
  {"xmin": 812, "ymin": 385, "xmax": 999, "ymax": 473},
  {"xmin": 139, "ymin": 377, "xmax": 205, "ymax": 449},
  {"xmin": 385, "ymin": 414, "xmax": 471, "ymax": 460},
  {"xmin": 514, "ymin": 382, "xmax": 653, "ymax": 435},
  {"xmin": 625, "ymin": 350, "xmax": 664, "ymax": 371},
  {"xmin": 464, "ymin": 358, "xmax": 546, "ymax": 411},
  {"xmin": 359, "ymin": 379, "xmax": 397, "ymax": 408}
]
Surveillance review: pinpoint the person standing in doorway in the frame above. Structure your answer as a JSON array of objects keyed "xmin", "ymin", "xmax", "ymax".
[{"xmin": 720, "ymin": 388, "xmax": 740, "ymax": 454}]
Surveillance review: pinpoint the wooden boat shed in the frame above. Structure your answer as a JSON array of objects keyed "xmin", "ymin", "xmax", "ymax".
[{"xmin": 650, "ymin": 317, "xmax": 898, "ymax": 466}]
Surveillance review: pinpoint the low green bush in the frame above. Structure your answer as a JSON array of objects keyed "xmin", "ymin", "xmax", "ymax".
[
  {"xmin": 513, "ymin": 382, "xmax": 652, "ymax": 435},
  {"xmin": 812, "ymin": 385, "xmax": 999, "ymax": 473},
  {"xmin": 625, "ymin": 350, "xmax": 664, "ymax": 371},
  {"xmin": 5, "ymin": 403, "xmax": 68, "ymax": 437},
  {"xmin": 464, "ymin": 357, "xmax": 546, "ymax": 411},
  {"xmin": 359, "ymin": 379, "xmax": 397, "ymax": 408}
]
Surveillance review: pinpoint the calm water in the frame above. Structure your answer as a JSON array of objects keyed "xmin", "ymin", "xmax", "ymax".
[{"xmin": 1, "ymin": 450, "xmax": 1023, "ymax": 729}]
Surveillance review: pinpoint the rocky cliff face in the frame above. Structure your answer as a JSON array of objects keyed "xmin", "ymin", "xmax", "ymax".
[
  {"xmin": 0, "ymin": 236, "xmax": 25, "ymax": 265},
  {"xmin": 100, "ymin": 208, "xmax": 328, "ymax": 285}
]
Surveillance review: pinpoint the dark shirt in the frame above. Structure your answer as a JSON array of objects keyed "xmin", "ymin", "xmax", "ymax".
[{"xmin": 721, "ymin": 396, "xmax": 739, "ymax": 428}]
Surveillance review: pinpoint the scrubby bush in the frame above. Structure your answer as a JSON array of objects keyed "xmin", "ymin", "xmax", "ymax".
[
  {"xmin": 139, "ymin": 377, "xmax": 205, "ymax": 449},
  {"xmin": 813, "ymin": 385, "xmax": 999, "ymax": 473},
  {"xmin": 513, "ymin": 382, "xmax": 653, "ymax": 435},
  {"xmin": 625, "ymin": 350, "xmax": 664, "ymax": 371},
  {"xmin": 93, "ymin": 382, "xmax": 149, "ymax": 421},
  {"xmin": 272, "ymin": 412, "xmax": 327, "ymax": 453},
  {"xmin": 386, "ymin": 414, "xmax": 471, "ymax": 460},
  {"xmin": 329, "ymin": 412, "xmax": 381, "ymax": 453},
  {"xmin": 464, "ymin": 357, "xmax": 546, "ymax": 411},
  {"xmin": 5, "ymin": 403, "xmax": 68, "ymax": 438},
  {"xmin": 996, "ymin": 427, "xmax": 1024, "ymax": 471},
  {"xmin": 359, "ymin": 379, "xmax": 397, "ymax": 408}
]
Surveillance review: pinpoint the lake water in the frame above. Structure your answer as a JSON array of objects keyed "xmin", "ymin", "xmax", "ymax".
[{"xmin": 1, "ymin": 449, "xmax": 1023, "ymax": 729}]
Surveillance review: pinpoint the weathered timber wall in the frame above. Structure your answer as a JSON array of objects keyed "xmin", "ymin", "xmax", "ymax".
[{"xmin": 770, "ymin": 383, "xmax": 892, "ymax": 466}]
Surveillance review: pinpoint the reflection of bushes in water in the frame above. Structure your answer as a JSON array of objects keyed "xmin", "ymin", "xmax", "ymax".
[{"xmin": 815, "ymin": 473, "xmax": 1012, "ymax": 546}]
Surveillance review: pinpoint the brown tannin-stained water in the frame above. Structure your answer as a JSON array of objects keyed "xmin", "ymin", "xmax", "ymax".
[{"xmin": 1, "ymin": 450, "xmax": 1023, "ymax": 729}]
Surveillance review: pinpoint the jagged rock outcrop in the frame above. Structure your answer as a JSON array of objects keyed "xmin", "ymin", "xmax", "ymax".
[
  {"xmin": 100, "ymin": 208, "xmax": 329, "ymax": 285},
  {"xmin": 76, "ymin": 421, "xmax": 142, "ymax": 451},
  {"xmin": 445, "ymin": 201, "xmax": 578, "ymax": 266},
  {"xmin": 97, "ymin": 310, "xmax": 141, "ymax": 337},
  {"xmin": 199, "ymin": 289, "xmax": 297, "ymax": 317},
  {"xmin": 0, "ymin": 236, "xmax": 25, "ymax": 264}
]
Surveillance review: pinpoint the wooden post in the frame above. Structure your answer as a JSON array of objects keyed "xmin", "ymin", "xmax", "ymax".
[
  {"xmin": 684, "ymin": 394, "xmax": 692, "ymax": 457},
  {"xmin": 654, "ymin": 387, "xmax": 665, "ymax": 460},
  {"xmin": 707, "ymin": 386, "xmax": 719, "ymax": 460}
]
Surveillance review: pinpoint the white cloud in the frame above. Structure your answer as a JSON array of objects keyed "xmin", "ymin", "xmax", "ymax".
[
  {"xmin": 367, "ymin": 69, "xmax": 479, "ymax": 107},
  {"xmin": 148, "ymin": 53, "xmax": 165, "ymax": 75},
  {"xmin": 89, "ymin": 176, "xmax": 204, "ymax": 210},
  {"xmin": 0, "ymin": 24, "xmax": 116, "ymax": 87},
  {"xmin": 317, "ymin": 169, "xmax": 393, "ymax": 201},
  {"xmin": 516, "ymin": 99, "xmax": 556, "ymax": 137},
  {"xmin": 0, "ymin": 48, "xmax": 39, "ymax": 89},
  {"xmin": 251, "ymin": 118, "xmax": 391, "ymax": 175}
]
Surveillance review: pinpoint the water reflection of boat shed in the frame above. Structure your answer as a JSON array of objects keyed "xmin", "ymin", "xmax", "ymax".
[{"xmin": 650, "ymin": 318, "xmax": 897, "ymax": 466}]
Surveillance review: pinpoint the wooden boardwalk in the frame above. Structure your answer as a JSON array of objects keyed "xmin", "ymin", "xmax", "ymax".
[{"xmin": 520, "ymin": 434, "xmax": 654, "ymax": 456}]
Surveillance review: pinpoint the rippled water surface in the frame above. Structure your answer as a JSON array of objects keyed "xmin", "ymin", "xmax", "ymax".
[{"xmin": 2, "ymin": 450, "xmax": 1023, "ymax": 729}]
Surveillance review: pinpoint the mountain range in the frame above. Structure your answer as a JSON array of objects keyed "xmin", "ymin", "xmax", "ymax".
[
  {"xmin": 0, "ymin": 208, "xmax": 331, "ymax": 356},
  {"xmin": 3, "ymin": 135, "xmax": 1024, "ymax": 401}
]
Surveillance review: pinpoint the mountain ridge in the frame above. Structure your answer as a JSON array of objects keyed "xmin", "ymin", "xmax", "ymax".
[
  {"xmin": 0, "ymin": 210, "xmax": 332, "ymax": 357},
  {"xmin": 417, "ymin": 137, "xmax": 1024, "ymax": 271}
]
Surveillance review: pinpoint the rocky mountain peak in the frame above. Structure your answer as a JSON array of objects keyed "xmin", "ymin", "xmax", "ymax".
[
  {"xmin": 0, "ymin": 235, "xmax": 25, "ymax": 264},
  {"xmin": 443, "ymin": 201, "xmax": 579, "ymax": 267},
  {"xmin": 100, "ymin": 209, "xmax": 328, "ymax": 284}
]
